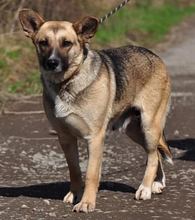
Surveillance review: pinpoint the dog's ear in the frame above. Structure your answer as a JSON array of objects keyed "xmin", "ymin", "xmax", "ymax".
[
  {"xmin": 19, "ymin": 9, "xmax": 44, "ymax": 39},
  {"xmin": 73, "ymin": 16, "xmax": 99, "ymax": 43}
]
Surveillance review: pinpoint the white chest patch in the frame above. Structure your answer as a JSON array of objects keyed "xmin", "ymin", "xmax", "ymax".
[
  {"xmin": 54, "ymin": 95, "xmax": 71, "ymax": 118},
  {"xmin": 42, "ymin": 74, "xmax": 72, "ymax": 118}
]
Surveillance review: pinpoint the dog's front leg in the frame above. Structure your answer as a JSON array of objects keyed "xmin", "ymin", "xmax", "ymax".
[
  {"xmin": 58, "ymin": 133, "xmax": 83, "ymax": 205},
  {"xmin": 73, "ymin": 130, "xmax": 105, "ymax": 213}
]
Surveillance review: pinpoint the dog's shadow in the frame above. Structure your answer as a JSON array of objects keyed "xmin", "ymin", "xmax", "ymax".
[
  {"xmin": 168, "ymin": 138, "xmax": 195, "ymax": 161},
  {"xmin": 0, "ymin": 181, "xmax": 135, "ymax": 200}
]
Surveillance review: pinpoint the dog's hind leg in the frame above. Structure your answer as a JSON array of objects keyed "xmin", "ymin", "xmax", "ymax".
[
  {"xmin": 125, "ymin": 109, "xmax": 157, "ymax": 199},
  {"xmin": 58, "ymin": 132, "xmax": 83, "ymax": 205},
  {"xmin": 152, "ymin": 135, "xmax": 173, "ymax": 194},
  {"xmin": 134, "ymin": 118, "xmax": 162, "ymax": 200},
  {"xmin": 135, "ymin": 91, "xmax": 172, "ymax": 200},
  {"xmin": 152, "ymin": 150, "xmax": 165, "ymax": 194},
  {"xmin": 126, "ymin": 116, "xmax": 168, "ymax": 199},
  {"xmin": 126, "ymin": 96, "xmax": 171, "ymax": 200}
]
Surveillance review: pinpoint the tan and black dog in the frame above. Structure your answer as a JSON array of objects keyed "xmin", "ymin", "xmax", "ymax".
[{"xmin": 19, "ymin": 9, "xmax": 172, "ymax": 213}]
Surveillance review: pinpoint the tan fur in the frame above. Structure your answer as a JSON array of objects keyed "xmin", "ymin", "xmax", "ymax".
[{"xmin": 19, "ymin": 9, "xmax": 172, "ymax": 213}]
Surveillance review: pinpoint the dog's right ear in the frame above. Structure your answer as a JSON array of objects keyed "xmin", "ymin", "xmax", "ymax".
[
  {"xmin": 19, "ymin": 9, "xmax": 44, "ymax": 39},
  {"xmin": 73, "ymin": 16, "xmax": 99, "ymax": 43}
]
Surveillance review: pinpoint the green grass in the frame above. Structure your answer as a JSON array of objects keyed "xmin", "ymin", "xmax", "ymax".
[
  {"xmin": 1, "ymin": 2, "xmax": 195, "ymax": 95},
  {"xmin": 0, "ymin": 39, "xmax": 40, "ymax": 95},
  {"xmin": 0, "ymin": 48, "xmax": 21, "ymax": 90},
  {"xmin": 95, "ymin": 2, "xmax": 195, "ymax": 46},
  {"xmin": 0, "ymin": 59, "xmax": 8, "ymax": 69},
  {"xmin": 6, "ymin": 71, "xmax": 42, "ymax": 94},
  {"xmin": 6, "ymin": 50, "xmax": 21, "ymax": 60},
  {"xmin": 0, "ymin": 58, "xmax": 10, "ymax": 90},
  {"xmin": 0, "ymin": 48, "xmax": 21, "ymax": 60}
]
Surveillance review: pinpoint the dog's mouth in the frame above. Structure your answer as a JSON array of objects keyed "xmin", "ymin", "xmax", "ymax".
[{"xmin": 40, "ymin": 66, "xmax": 66, "ymax": 84}]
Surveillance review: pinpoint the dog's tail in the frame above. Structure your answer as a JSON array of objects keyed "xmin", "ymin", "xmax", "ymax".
[{"xmin": 158, "ymin": 131, "xmax": 173, "ymax": 165}]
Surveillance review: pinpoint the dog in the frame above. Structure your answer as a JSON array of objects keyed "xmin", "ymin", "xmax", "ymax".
[{"xmin": 19, "ymin": 9, "xmax": 172, "ymax": 213}]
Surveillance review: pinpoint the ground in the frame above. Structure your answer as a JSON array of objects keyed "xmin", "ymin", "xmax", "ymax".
[{"xmin": 0, "ymin": 16, "xmax": 195, "ymax": 220}]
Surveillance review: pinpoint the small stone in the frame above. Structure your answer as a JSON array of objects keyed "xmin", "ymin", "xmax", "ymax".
[
  {"xmin": 32, "ymin": 130, "xmax": 39, "ymax": 133},
  {"xmin": 21, "ymin": 164, "xmax": 28, "ymax": 172},
  {"xmin": 43, "ymin": 199, "xmax": 50, "ymax": 205},
  {"xmin": 33, "ymin": 152, "xmax": 43, "ymax": 161},
  {"xmin": 49, "ymin": 128, "xmax": 57, "ymax": 135},
  {"xmin": 62, "ymin": 214, "xmax": 71, "ymax": 218},
  {"xmin": 49, "ymin": 150, "xmax": 57, "ymax": 156},
  {"xmin": 174, "ymin": 130, "xmax": 180, "ymax": 138},
  {"xmin": 135, "ymin": 201, "xmax": 141, "ymax": 204},
  {"xmin": 21, "ymin": 204, "xmax": 28, "ymax": 209},
  {"xmin": 171, "ymin": 173, "xmax": 177, "ymax": 179},
  {"xmin": 49, "ymin": 212, "xmax": 56, "ymax": 217},
  {"xmin": 115, "ymin": 178, "xmax": 122, "ymax": 181},
  {"xmin": 20, "ymin": 151, "xmax": 27, "ymax": 156},
  {"xmin": 119, "ymin": 210, "xmax": 128, "ymax": 213},
  {"xmin": 104, "ymin": 211, "xmax": 112, "ymax": 214},
  {"xmin": 95, "ymin": 209, "xmax": 103, "ymax": 213}
]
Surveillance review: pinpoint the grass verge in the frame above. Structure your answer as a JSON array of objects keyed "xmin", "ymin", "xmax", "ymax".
[
  {"xmin": 1, "ymin": 2, "xmax": 195, "ymax": 95},
  {"xmin": 95, "ymin": 2, "xmax": 195, "ymax": 47},
  {"xmin": 0, "ymin": 35, "xmax": 41, "ymax": 94}
]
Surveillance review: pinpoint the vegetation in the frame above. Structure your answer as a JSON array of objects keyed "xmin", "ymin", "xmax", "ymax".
[
  {"xmin": 95, "ymin": 2, "xmax": 195, "ymax": 47},
  {"xmin": 0, "ymin": 0, "xmax": 195, "ymax": 94},
  {"xmin": 0, "ymin": 35, "xmax": 40, "ymax": 94}
]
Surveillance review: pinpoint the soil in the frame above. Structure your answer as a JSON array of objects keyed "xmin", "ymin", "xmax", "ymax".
[{"xmin": 0, "ymin": 16, "xmax": 195, "ymax": 220}]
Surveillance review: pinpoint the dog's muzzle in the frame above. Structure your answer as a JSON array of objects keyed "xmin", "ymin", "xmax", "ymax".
[{"xmin": 46, "ymin": 58, "xmax": 60, "ymax": 71}]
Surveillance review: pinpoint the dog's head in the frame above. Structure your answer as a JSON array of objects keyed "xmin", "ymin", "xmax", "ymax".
[{"xmin": 19, "ymin": 9, "xmax": 99, "ymax": 83}]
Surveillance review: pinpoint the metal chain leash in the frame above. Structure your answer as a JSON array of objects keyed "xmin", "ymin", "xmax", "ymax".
[{"xmin": 99, "ymin": 0, "xmax": 131, "ymax": 24}]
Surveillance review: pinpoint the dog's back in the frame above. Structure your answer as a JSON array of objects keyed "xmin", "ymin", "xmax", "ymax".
[{"xmin": 97, "ymin": 45, "xmax": 170, "ymax": 114}]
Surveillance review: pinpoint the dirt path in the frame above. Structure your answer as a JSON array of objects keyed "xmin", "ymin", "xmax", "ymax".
[{"xmin": 0, "ymin": 16, "xmax": 195, "ymax": 220}]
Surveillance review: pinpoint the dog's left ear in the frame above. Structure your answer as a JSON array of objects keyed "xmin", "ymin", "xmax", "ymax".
[
  {"xmin": 19, "ymin": 8, "xmax": 45, "ymax": 39},
  {"xmin": 73, "ymin": 16, "xmax": 99, "ymax": 43}
]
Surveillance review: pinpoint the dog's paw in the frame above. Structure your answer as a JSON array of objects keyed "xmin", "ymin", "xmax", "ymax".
[
  {"xmin": 73, "ymin": 201, "xmax": 95, "ymax": 213},
  {"xmin": 152, "ymin": 181, "xmax": 165, "ymax": 194},
  {"xmin": 135, "ymin": 185, "xmax": 151, "ymax": 200},
  {"xmin": 63, "ymin": 192, "xmax": 74, "ymax": 204},
  {"xmin": 63, "ymin": 190, "xmax": 83, "ymax": 204}
]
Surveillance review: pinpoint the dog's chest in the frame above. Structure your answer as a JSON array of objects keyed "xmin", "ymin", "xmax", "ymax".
[
  {"xmin": 43, "ymin": 78, "xmax": 74, "ymax": 118},
  {"xmin": 44, "ymin": 81, "xmax": 91, "ymax": 137},
  {"xmin": 54, "ymin": 93, "xmax": 72, "ymax": 118},
  {"xmin": 52, "ymin": 94, "xmax": 90, "ymax": 137}
]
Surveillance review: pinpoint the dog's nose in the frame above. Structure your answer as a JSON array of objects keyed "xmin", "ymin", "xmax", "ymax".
[{"xmin": 47, "ymin": 59, "xmax": 59, "ymax": 70}]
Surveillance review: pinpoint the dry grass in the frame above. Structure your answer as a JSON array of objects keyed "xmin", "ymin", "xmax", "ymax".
[
  {"xmin": 0, "ymin": 34, "xmax": 40, "ymax": 94},
  {"xmin": 1, "ymin": 0, "xmax": 195, "ymax": 94}
]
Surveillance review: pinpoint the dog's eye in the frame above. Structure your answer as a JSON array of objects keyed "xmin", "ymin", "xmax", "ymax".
[
  {"xmin": 62, "ymin": 41, "xmax": 72, "ymax": 48},
  {"xmin": 39, "ymin": 40, "xmax": 48, "ymax": 46}
]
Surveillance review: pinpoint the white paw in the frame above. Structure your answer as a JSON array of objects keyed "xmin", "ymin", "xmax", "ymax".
[
  {"xmin": 63, "ymin": 190, "xmax": 83, "ymax": 204},
  {"xmin": 135, "ymin": 185, "xmax": 151, "ymax": 200},
  {"xmin": 73, "ymin": 201, "xmax": 95, "ymax": 213},
  {"xmin": 152, "ymin": 181, "xmax": 165, "ymax": 194},
  {"xmin": 63, "ymin": 191, "xmax": 74, "ymax": 204}
]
